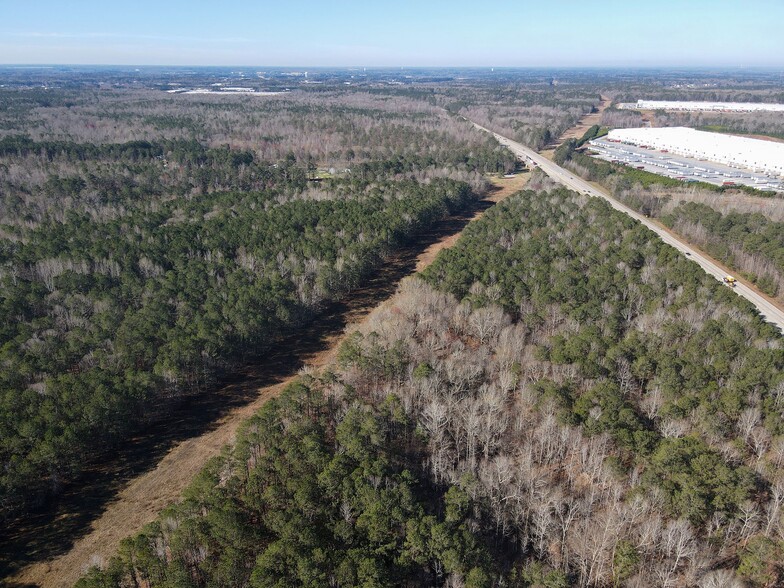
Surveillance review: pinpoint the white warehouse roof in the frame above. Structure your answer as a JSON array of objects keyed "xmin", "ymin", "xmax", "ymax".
[
  {"xmin": 606, "ymin": 127, "xmax": 784, "ymax": 177},
  {"xmin": 620, "ymin": 100, "xmax": 784, "ymax": 112}
]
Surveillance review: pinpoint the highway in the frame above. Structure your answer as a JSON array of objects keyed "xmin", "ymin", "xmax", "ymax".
[{"xmin": 470, "ymin": 121, "xmax": 784, "ymax": 333}]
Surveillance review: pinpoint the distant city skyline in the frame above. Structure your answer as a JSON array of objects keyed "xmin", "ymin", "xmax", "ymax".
[{"xmin": 2, "ymin": 0, "xmax": 783, "ymax": 67}]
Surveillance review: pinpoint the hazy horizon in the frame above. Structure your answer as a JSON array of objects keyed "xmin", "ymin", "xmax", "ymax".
[
  {"xmin": 3, "ymin": 64, "xmax": 784, "ymax": 71},
  {"xmin": 3, "ymin": 0, "xmax": 783, "ymax": 68}
]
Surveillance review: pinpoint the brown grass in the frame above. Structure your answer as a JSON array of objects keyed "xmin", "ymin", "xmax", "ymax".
[
  {"xmin": 558, "ymin": 96, "xmax": 612, "ymax": 141},
  {"xmin": 4, "ymin": 174, "xmax": 530, "ymax": 588}
]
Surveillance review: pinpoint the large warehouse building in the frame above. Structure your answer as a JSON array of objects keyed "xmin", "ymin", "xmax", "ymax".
[
  {"xmin": 606, "ymin": 127, "xmax": 784, "ymax": 177},
  {"xmin": 618, "ymin": 100, "xmax": 784, "ymax": 113}
]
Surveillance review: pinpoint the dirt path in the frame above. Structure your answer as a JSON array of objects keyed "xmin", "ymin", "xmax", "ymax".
[
  {"xmin": 540, "ymin": 96, "xmax": 612, "ymax": 160},
  {"xmin": 556, "ymin": 95, "xmax": 612, "ymax": 142},
  {"xmin": 4, "ymin": 176, "xmax": 526, "ymax": 588},
  {"xmin": 415, "ymin": 173, "xmax": 529, "ymax": 272}
]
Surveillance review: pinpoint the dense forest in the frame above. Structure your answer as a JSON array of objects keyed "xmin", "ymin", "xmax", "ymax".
[
  {"xmin": 79, "ymin": 183, "xmax": 784, "ymax": 587},
  {"xmin": 0, "ymin": 79, "xmax": 617, "ymax": 522},
  {"xmin": 78, "ymin": 381, "xmax": 505, "ymax": 588},
  {"xmin": 4, "ymin": 71, "xmax": 784, "ymax": 586},
  {"xmin": 0, "ymin": 87, "xmax": 527, "ymax": 518},
  {"xmin": 442, "ymin": 87, "xmax": 600, "ymax": 149},
  {"xmin": 554, "ymin": 140, "xmax": 784, "ymax": 301},
  {"xmin": 0, "ymin": 89, "xmax": 521, "ymax": 224},
  {"xmin": 661, "ymin": 202, "xmax": 784, "ymax": 299}
]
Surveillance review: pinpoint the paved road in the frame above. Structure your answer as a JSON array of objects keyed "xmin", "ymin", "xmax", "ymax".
[{"xmin": 471, "ymin": 120, "xmax": 784, "ymax": 333}]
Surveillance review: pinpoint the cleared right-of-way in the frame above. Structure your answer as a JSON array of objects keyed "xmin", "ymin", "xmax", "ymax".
[{"xmin": 470, "ymin": 120, "xmax": 784, "ymax": 333}]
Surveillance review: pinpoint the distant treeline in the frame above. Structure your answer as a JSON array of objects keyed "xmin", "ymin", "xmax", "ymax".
[{"xmin": 0, "ymin": 87, "xmax": 517, "ymax": 519}]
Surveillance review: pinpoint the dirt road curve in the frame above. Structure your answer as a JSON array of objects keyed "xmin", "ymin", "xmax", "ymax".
[
  {"xmin": 472, "ymin": 121, "xmax": 784, "ymax": 333},
  {"xmin": 4, "ymin": 175, "xmax": 528, "ymax": 588}
]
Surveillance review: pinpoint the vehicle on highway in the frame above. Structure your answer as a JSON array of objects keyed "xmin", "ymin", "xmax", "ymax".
[
  {"xmin": 471, "ymin": 119, "xmax": 784, "ymax": 333},
  {"xmin": 723, "ymin": 275, "xmax": 737, "ymax": 287}
]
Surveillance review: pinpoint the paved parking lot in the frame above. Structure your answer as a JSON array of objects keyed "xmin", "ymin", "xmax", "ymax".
[{"xmin": 587, "ymin": 138, "xmax": 784, "ymax": 192}]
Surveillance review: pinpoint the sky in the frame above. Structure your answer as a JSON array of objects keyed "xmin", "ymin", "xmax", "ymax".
[{"xmin": 1, "ymin": 0, "xmax": 783, "ymax": 68}]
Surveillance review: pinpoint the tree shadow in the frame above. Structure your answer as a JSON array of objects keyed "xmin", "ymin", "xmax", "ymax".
[{"xmin": 0, "ymin": 195, "xmax": 495, "ymax": 580}]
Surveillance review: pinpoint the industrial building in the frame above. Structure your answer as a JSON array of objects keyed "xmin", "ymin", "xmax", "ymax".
[
  {"xmin": 617, "ymin": 100, "xmax": 784, "ymax": 112},
  {"xmin": 587, "ymin": 138, "xmax": 783, "ymax": 192},
  {"xmin": 605, "ymin": 127, "xmax": 784, "ymax": 178}
]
